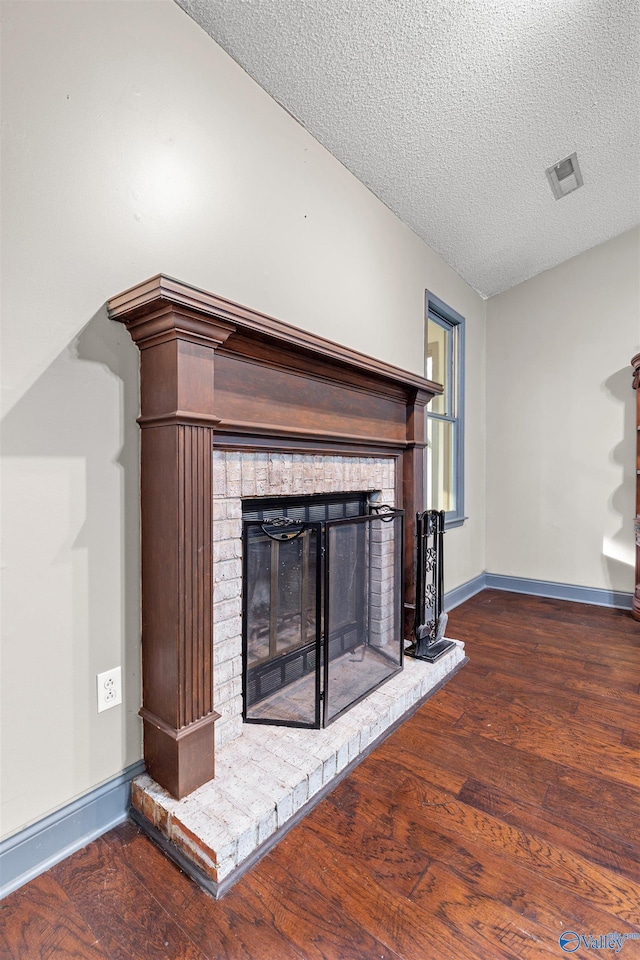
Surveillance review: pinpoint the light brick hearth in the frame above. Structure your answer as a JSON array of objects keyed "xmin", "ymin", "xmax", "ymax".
[{"xmin": 132, "ymin": 638, "xmax": 465, "ymax": 897}]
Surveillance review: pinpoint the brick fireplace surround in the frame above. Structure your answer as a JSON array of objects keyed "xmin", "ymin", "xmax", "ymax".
[{"xmin": 109, "ymin": 276, "xmax": 466, "ymax": 896}]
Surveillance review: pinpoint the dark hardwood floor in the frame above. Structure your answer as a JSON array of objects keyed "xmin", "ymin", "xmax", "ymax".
[{"xmin": 2, "ymin": 590, "xmax": 639, "ymax": 960}]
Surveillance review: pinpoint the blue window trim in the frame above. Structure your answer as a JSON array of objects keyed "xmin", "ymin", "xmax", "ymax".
[{"xmin": 425, "ymin": 292, "xmax": 466, "ymax": 528}]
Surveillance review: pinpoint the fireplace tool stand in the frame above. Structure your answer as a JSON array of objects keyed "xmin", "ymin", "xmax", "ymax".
[{"xmin": 405, "ymin": 509, "xmax": 456, "ymax": 663}]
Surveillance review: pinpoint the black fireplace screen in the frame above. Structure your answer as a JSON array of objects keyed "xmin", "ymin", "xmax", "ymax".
[{"xmin": 242, "ymin": 494, "xmax": 404, "ymax": 728}]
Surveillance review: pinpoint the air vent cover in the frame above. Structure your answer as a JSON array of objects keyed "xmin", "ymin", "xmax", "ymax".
[{"xmin": 546, "ymin": 152, "xmax": 584, "ymax": 200}]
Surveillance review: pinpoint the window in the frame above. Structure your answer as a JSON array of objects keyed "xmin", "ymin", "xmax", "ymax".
[{"xmin": 425, "ymin": 293, "xmax": 465, "ymax": 527}]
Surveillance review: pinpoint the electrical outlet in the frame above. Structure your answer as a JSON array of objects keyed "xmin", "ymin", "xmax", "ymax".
[{"xmin": 97, "ymin": 666, "xmax": 122, "ymax": 713}]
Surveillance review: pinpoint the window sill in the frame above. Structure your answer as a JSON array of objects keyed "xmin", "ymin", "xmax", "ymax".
[{"xmin": 444, "ymin": 515, "xmax": 468, "ymax": 530}]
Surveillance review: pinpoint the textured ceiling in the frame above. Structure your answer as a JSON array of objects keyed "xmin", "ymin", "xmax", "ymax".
[{"xmin": 177, "ymin": 0, "xmax": 640, "ymax": 298}]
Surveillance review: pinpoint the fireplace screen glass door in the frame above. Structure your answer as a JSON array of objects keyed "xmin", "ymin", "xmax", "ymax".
[
  {"xmin": 324, "ymin": 511, "xmax": 403, "ymax": 723},
  {"xmin": 243, "ymin": 519, "xmax": 323, "ymax": 726},
  {"xmin": 242, "ymin": 496, "xmax": 403, "ymax": 728}
]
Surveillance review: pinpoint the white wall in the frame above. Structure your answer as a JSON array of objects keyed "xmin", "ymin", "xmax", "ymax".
[
  {"xmin": 486, "ymin": 228, "xmax": 640, "ymax": 593},
  {"xmin": 0, "ymin": 0, "xmax": 486, "ymax": 840}
]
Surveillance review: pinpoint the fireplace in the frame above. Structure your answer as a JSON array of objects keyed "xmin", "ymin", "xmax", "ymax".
[
  {"xmin": 242, "ymin": 492, "xmax": 404, "ymax": 728},
  {"xmin": 109, "ymin": 275, "xmax": 467, "ymax": 896},
  {"xmin": 108, "ymin": 273, "xmax": 444, "ymax": 798}
]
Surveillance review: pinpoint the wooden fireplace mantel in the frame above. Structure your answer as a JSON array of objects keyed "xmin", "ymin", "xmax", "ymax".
[{"xmin": 109, "ymin": 275, "xmax": 442, "ymax": 798}]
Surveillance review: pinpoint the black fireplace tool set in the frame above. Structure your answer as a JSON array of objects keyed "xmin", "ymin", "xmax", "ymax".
[{"xmin": 405, "ymin": 509, "xmax": 457, "ymax": 663}]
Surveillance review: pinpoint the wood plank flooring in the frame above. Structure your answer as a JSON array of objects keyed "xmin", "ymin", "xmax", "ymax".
[{"xmin": 2, "ymin": 590, "xmax": 639, "ymax": 960}]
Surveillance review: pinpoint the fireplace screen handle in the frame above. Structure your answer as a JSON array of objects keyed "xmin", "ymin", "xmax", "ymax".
[
  {"xmin": 260, "ymin": 518, "xmax": 307, "ymax": 542},
  {"xmin": 368, "ymin": 503, "xmax": 396, "ymax": 522}
]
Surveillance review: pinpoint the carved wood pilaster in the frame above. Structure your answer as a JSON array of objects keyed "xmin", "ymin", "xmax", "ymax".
[
  {"xmin": 110, "ymin": 283, "xmax": 235, "ymax": 798},
  {"xmin": 137, "ymin": 422, "xmax": 218, "ymax": 797}
]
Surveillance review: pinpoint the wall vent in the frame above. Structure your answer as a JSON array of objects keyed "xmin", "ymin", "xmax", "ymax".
[{"xmin": 546, "ymin": 152, "xmax": 583, "ymax": 200}]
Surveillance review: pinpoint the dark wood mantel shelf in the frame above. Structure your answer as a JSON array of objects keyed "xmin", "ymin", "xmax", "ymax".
[{"xmin": 109, "ymin": 275, "xmax": 442, "ymax": 798}]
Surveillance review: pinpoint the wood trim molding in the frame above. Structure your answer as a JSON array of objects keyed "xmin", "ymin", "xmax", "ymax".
[
  {"xmin": 109, "ymin": 275, "xmax": 441, "ymax": 798},
  {"xmin": 109, "ymin": 275, "xmax": 440, "ymax": 395},
  {"xmin": 632, "ymin": 353, "xmax": 640, "ymax": 620}
]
